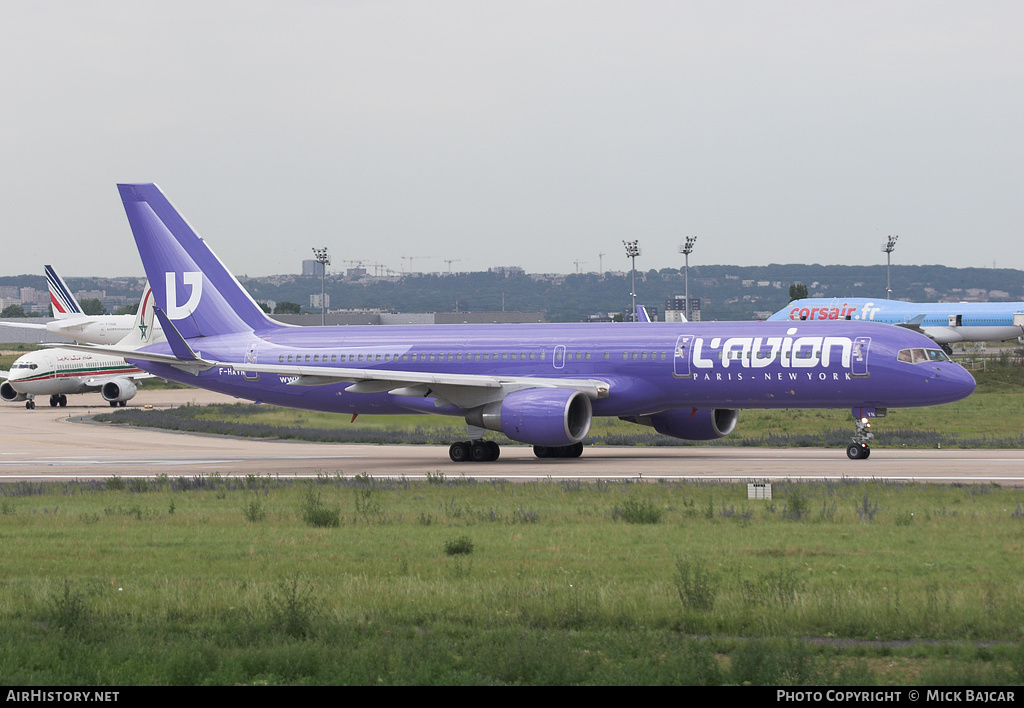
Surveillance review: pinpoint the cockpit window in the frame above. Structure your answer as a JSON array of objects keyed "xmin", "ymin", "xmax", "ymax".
[{"xmin": 897, "ymin": 348, "xmax": 951, "ymax": 364}]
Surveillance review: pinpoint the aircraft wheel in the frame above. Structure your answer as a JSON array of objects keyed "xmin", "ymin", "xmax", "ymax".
[
  {"xmin": 570, "ymin": 442, "xmax": 584, "ymax": 458},
  {"xmin": 470, "ymin": 440, "xmax": 494, "ymax": 462},
  {"xmin": 533, "ymin": 446, "xmax": 551, "ymax": 458},
  {"xmin": 49, "ymin": 395, "xmax": 59, "ymax": 407},
  {"xmin": 486, "ymin": 440, "xmax": 500, "ymax": 461},
  {"xmin": 846, "ymin": 443, "xmax": 869, "ymax": 460},
  {"xmin": 59, "ymin": 395, "xmax": 67, "ymax": 407},
  {"xmin": 449, "ymin": 442, "xmax": 470, "ymax": 462},
  {"xmin": 26, "ymin": 400, "xmax": 35, "ymax": 410},
  {"xmin": 119, "ymin": 400, "xmax": 127, "ymax": 407},
  {"xmin": 109, "ymin": 401, "xmax": 118, "ymax": 407}
]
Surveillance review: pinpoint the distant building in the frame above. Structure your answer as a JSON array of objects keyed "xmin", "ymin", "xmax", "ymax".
[
  {"xmin": 302, "ymin": 260, "xmax": 325, "ymax": 277},
  {"xmin": 664, "ymin": 295, "xmax": 701, "ymax": 322}
]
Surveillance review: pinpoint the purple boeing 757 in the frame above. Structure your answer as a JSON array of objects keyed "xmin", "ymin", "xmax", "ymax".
[{"xmin": 73, "ymin": 184, "xmax": 976, "ymax": 461}]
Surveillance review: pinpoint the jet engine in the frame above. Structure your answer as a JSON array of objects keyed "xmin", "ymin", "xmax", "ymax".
[
  {"xmin": 101, "ymin": 378, "xmax": 138, "ymax": 404},
  {"xmin": 466, "ymin": 388, "xmax": 592, "ymax": 447},
  {"xmin": 625, "ymin": 408, "xmax": 738, "ymax": 441},
  {"xmin": 1, "ymin": 381, "xmax": 27, "ymax": 403}
]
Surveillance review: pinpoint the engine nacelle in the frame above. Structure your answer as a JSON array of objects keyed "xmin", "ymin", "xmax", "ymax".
[
  {"xmin": 466, "ymin": 388, "xmax": 593, "ymax": 447},
  {"xmin": 101, "ymin": 378, "xmax": 138, "ymax": 403},
  {"xmin": 1, "ymin": 381, "xmax": 27, "ymax": 403},
  {"xmin": 626, "ymin": 408, "xmax": 738, "ymax": 441}
]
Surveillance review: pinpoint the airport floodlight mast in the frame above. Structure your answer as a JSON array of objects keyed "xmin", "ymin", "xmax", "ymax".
[
  {"xmin": 882, "ymin": 235, "xmax": 898, "ymax": 299},
  {"xmin": 623, "ymin": 239, "xmax": 641, "ymax": 321},
  {"xmin": 312, "ymin": 246, "xmax": 330, "ymax": 326},
  {"xmin": 679, "ymin": 235, "xmax": 697, "ymax": 321}
]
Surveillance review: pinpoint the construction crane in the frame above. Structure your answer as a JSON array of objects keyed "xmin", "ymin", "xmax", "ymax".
[
  {"xmin": 401, "ymin": 256, "xmax": 434, "ymax": 273},
  {"xmin": 444, "ymin": 258, "xmax": 462, "ymax": 274}
]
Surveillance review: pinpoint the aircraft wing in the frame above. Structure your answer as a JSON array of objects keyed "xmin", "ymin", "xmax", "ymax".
[
  {"xmin": 0, "ymin": 321, "xmax": 46, "ymax": 331},
  {"xmin": 45, "ymin": 342, "xmax": 609, "ymax": 410},
  {"xmin": 82, "ymin": 371, "xmax": 154, "ymax": 388},
  {"xmin": 228, "ymin": 361, "xmax": 610, "ymax": 410}
]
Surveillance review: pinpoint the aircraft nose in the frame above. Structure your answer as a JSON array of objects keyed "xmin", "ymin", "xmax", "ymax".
[{"xmin": 931, "ymin": 363, "xmax": 976, "ymax": 404}]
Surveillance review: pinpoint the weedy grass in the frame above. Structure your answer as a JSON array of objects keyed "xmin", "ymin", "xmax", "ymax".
[{"xmin": 1, "ymin": 476, "xmax": 1024, "ymax": 685}]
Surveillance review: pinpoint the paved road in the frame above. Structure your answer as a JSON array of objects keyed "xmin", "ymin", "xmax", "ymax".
[{"xmin": 1, "ymin": 389, "xmax": 1022, "ymax": 484}]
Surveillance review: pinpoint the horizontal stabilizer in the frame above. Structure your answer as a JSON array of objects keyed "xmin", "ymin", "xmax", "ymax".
[{"xmin": 894, "ymin": 314, "xmax": 927, "ymax": 334}]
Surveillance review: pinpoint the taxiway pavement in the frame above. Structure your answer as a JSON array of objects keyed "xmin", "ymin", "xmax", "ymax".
[{"xmin": 1, "ymin": 389, "xmax": 1021, "ymax": 485}]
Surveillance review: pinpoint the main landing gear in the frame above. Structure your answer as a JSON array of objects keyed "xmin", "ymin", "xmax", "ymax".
[
  {"xmin": 449, "ymin": 440, "xmax": 501, "ymax": 462},
  {"xmin": 847, "ymin": 414, "xmax": 875, "ymax": 460},
  {"xmin": 448, "ymin": 440, "xmax": 586, "ymax": 462},
  {"xmin": 533, "ymin": 442, "xmax": 584, "ymax": 458},
  {"xmin": 49, "ymin": 394, "xmax": 68, "ymax": 407}
]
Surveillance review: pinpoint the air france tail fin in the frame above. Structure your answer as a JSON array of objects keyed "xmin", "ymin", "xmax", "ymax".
[
  {"xmin": 117, "ymin": 184, "xmax": 280, "ymax": 339},
  {"xmin": 45, "ymin": 265, "xmax": 84, "ymax": 319}
]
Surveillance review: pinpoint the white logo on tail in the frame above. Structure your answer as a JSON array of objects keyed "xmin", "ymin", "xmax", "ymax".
[{"xmin": 166, "ymin": 272, "xmax": 203, "ymax": 319}]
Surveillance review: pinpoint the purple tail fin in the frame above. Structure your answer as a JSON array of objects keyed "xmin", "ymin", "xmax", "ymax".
[{"xmin": 117, "ymin": 184, "xmax": 279, "ymax": 339}]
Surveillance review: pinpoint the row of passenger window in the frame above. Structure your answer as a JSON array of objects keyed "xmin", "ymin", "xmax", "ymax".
[
  {"xmin": 271, "ymin": 349, "xmax": 874, "ymax": 365},
  {"xmin": 274, "ymin": 350, "xmax": 674, "ymax": 364},
  {"xmin": 278, "ymin": 351, "xmax": 551, "ymax": 364}
]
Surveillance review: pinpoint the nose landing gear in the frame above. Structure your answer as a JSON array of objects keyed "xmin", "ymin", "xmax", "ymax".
[{"xmin": 847, "ymin": 409, "xmax": 881, "ymax": 460}]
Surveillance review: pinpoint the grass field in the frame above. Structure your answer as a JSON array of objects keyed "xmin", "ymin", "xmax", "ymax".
[{"xmin": 2, "ymin": 475, "xmax": 1024, "ymax": 685}]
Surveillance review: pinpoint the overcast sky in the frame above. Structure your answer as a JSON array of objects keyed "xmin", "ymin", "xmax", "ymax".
[{"xmin": 2, "ymin": 1, "xmax": 1022, "ymax": 278}]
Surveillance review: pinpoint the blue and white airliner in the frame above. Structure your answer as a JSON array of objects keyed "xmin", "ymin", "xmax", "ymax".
[
  {"xmin": 61, "ymin": 184, "xmax": 976, "ymax": 461},
  {"xmin": 770, "ymin": 298, "xmax": 1024, "ymax": 349}
]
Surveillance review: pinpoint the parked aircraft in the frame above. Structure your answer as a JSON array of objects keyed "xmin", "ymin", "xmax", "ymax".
[
  {"xmin": 1, "ymin": 283, "xmax": 158, "ymax": 409},
  {"xmin": 0, "ymin": 265, "xmax": 160, "ymax": 345},
  {"xmin": 62, "ymin": 183, "xmax": 975, "ymax": 461},
  {"xmin": 769, "ymin": 297, "xmax": 1024, "ymax": 350}
]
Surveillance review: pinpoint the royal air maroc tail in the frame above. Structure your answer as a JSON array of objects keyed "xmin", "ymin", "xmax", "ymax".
[{"xmin": 66, "ymin": 183, "xmax": 976, "ymax": 461}]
